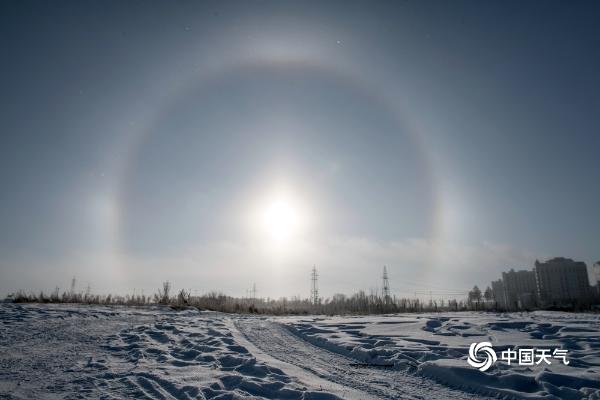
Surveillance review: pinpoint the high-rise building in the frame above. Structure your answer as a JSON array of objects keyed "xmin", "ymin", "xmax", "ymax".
[
  {"xmin": 502, "ymin": 269, "xmax": 537, "ymax": 309},
  {"xmin": 491, "ymin": 279, "xmax": 507, "ymax": 309},
  {"xmin": 593, "ymin": 262, "xmax": 600, "ymax": 299},
  {"xmin": 594, "ymin": 261, "xmax": 600, "ymax": 286},
  {"xmin": 534, "ymin": 257, "xmax": 590, "ymax": 305}
]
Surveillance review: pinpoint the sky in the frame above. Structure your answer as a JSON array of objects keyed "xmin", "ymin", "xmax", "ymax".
[{"xmin": 1, "ymin": 1, "xmax": 599, "ymax": 299}]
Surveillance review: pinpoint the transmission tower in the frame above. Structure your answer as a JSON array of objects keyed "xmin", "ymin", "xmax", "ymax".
[
  {"xmin": 382, "ymin": 265, "xmax": 391, "ymax": 304},
  {"xmin": 310, "ymin": 265, "xmax": 319, "ymax": 305}
]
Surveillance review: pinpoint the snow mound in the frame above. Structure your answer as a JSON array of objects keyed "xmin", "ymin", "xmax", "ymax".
[
  {"xmin": 282, "ymin": 312, "xmax": 600, "ymax": 399},
  {"xmin": 0, "ymin": 304, "xmax": 341, "ymax": 399}
]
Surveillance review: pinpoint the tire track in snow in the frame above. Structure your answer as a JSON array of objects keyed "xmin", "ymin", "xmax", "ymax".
[{"xmin": 235, "ymin": 318, "xmax": 490, "ymax": 400}]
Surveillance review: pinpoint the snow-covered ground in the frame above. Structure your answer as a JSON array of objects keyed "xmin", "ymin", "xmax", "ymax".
[
  {"xmin": 0, "ymin": 304, "xmax": 338, "ymax": 399},
  {"xmin": 1, "ymin": 304, "xmax": 599, "ymax": 399},
  {"xmin": 279, "ymin": 312, "xmax": 600, "ymax": 399}
]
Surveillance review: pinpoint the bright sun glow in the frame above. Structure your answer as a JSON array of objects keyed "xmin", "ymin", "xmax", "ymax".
[{"xmin": 261, "ymin": 197, "xmax": 301, "ymax": 243}]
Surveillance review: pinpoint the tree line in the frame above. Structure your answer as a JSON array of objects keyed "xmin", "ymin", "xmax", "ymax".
[{"xmin": 5, "ymin": 280, "xmax": 512, "ymax": 315}]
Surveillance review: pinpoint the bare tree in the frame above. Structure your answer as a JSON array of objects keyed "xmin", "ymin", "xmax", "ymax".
[
  {"xmin": 154, "ymin": 281, "xmax": 171, "ymax": 304},
  {"xmin": 468, "ymin": 285, "xmax": 482, "ymax": 303},
  {"xmin": 484, "ymin": 286, "xmax": 493, "ymax": 301},
  {"xmin": 176, "ymin": 289, "xmax": 190, "ymax": 307}
]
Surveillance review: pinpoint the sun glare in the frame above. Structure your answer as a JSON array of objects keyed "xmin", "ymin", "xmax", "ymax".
[{"xmin": 260, "ymin": 196, "xmax": 302, "ymax": 244}]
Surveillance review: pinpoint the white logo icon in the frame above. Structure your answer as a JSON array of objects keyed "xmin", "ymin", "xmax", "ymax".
[{"xmin": 468, "ymin": 341, "xmax": 497, "ymax": 371}]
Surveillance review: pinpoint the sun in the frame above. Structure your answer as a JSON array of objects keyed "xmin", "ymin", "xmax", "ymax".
[
  {"xmin": 261, "ymin": 197, "xmax": 300, "ymax": 243},
  {"xmin": 247, "ymin": 185, "xmax": 312, "ymax": 250}
]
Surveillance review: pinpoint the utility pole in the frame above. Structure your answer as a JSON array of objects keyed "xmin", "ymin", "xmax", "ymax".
[
  {"xmin": 382, "ymin": 266, "xmax": 390, "ymax": 305},
  {"xmin": 310, "ymin": 265, "xmax": 319, "ymax": 305},
  {"xmin": 252, "ymin": 283, "xmax": 256, "ymax": 300}
]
